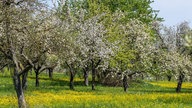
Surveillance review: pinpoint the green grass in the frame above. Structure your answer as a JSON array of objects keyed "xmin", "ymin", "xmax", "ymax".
[{"xmin": 1, "ymin": 72, "xmax": 192, "ymax": 108}]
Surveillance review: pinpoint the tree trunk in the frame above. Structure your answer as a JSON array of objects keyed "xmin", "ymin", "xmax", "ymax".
[
  {"xmin": 48, "ymin": 68, "xmax": 53, "ymax": 79},
  {"xmin": 22, "ymin": 72, "xmax": 28, "ymax": 90},
  {"xmin": 123, "ymin": 75, "xmax": 128, "ymax": 92},
  {"xmin": 69, "ymin": 71, "xmax": 74, "ymax": 90},
  {"xmin": 34, "ymin": 66, "xmax": 41, "ymax": 87},
  {"xmin": 13, "ymin": 69, "xmax": 27, "ymax": 108},
  {"xmin": 84, "ymin": 71, "xmax": 89, "ymax": 86},
  {"xmin": 92, "ymin": 61, "xmax": 95, "ymax": 90},
  {"xmin": 167, "ymin": 75, "xmax": 172, "ymax": 81},
  {"xmin": 92, "ymin": 70, "xmax": 95, "ymax": 90},
  {"xmin": 3, "ymin": 1, "xmax": 26, "ymax": 107},
  {"xmin": 35, "ymin": 71, "xmax": 39, "ymax": 87},
  {"xmin": 65, "ymin": 62, "xmax": 76, "ymax": 90},
  {"xmin": 176, "ymin": 73, "xmax": 184, "ymax": 92}
]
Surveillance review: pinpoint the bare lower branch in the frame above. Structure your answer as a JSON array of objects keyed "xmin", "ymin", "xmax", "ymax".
[{"xmin": 18, "ymin": 65, "xmax": 32, "ymax": 76}]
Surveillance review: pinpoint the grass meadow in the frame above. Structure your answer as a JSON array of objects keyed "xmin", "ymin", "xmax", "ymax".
[{"xmin": 1, "ymin": 71, "xmax": 192, "ymax": 108}]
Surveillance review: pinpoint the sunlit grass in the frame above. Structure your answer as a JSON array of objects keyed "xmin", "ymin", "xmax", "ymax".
[
  {"xmin": 1, "ymin": 90, "xmax": 192, "ymax": 108},
  {"xmin": 1, "ymin": 72, "xmax": 192, "ymax": 108}
]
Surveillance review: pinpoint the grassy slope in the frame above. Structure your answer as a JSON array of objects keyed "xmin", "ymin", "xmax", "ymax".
[{"xmin": 0, "ymin": 72, "xmax": 192, "ymax": 108}]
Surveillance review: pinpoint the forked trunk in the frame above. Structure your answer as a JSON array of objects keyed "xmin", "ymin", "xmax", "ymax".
[
  {"xmin": 34, "ymin": 67, "xmax": 41, "ymax": 87},
  {"xmin": 176, "ymin": 73, "xmax": 184, "ymax": 92},
  {"xmin": 13, "ymin": 69, "xmax": 27, "ymax": 108}
]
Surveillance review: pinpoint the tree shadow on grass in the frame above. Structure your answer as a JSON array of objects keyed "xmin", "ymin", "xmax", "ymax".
[
  {"xmin": 28, "ymin": 76, "xmax": 93, "ymax": 92},
  {"xmin": 28, "ymin": 76, "xmax": 192, "ymax": 93},
  {"xmin": 0, "ymin": 84, "xmax": 15, "ymax": 94}
]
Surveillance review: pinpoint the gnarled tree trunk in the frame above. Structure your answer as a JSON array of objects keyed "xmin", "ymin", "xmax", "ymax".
[{"xmin": 13, "ymin": 69, "xmax": 27, "ymax": 108}]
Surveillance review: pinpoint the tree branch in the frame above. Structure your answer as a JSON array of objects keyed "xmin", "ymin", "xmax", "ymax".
[
  {"xmin": 127, "ymin": 71, "xmax": 144, "ymax": 77},
  {"xmin": 15, "ymin": 0, "xmax": 24, "ymax": 5},
  {"xmin": 0, "ymin": 47, "xmax": 12, "ymax": 60},
  {"xmin": 19, "ymin": 65, "xmax": 32, "ymax": 76},
  {"xmin": 39, "ymin": 66, "xmax": 49, "ymax": 74},
  {"xmin": 0, "ymin": 64, "xmax": 8, "ymax": 70},
  {"xmin": 95, "ymin": 59, "xmax": 102, "ymax": 68},
  {"xmin": 21, "ymin": 53, "xmax": 34, "ymax": 67},
  {"xmin": 65, "ymin": 61, "xmax": 72, "ymax": 71}
]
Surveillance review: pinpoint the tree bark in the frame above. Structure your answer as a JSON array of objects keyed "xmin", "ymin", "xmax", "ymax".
[
  {"xmin": 123, "ymin": 75, "xmax": 128, "ymax": 92},
  {"xmin": 83, "ymin": 67, "xmax": 89, "ymax": 86},
  {"xmin": 35, "ymin": 71, "xmax": 39, "ymax": 87},
  {"xmin": 91, "ymin": 59, "xmax": 101, "ymax": 90},
  {"xmin": 13, "ymin": 69, "xmax": 27, "ymax": 108},
  {"xmin": 92, "ymin": 70, "xmax": 95, "ymax": 90},
  {"xmin": 34, "ymin": 67, "xmax": 41, "ymax": 87},
  {"xmin": 69, "ymin": 71, "xmax": 74, "ymax": 90},
  {"xmin": 84, "ymin": 71, "xmax": 89, "ymax": 86},
  {"xmin": 22, "ymin": 72, "xmax": 28, "ymax": 90},
  {"xmin": 176, "ymin": 73, "xmax": 184, "ymax": 92},
  {"xmin": 91, "ymin": 60, "xmax": 95, "ymax": 90},
  {"xmin": 48, "ymin": 68, "xmax": 53, "ymax": 79},
  {"xmin": 65, "ymin": 62, "xmax": 76, "ymax": 90}
]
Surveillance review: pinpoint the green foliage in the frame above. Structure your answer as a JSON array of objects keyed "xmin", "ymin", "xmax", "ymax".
[
  {"xmin": 55, "ymin": 0, "xmax": 160, "ymax": 74},
  {"xmin": 86, "ymin": 0, "xmax": 161, "ymax": 24},
  {"xmin": 109, "ymin": 18, "xmax": 153, "ymax": 72},
  {"xmin": 110, "ymin": 49, "xmax": 136, "ymax": 71}
]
